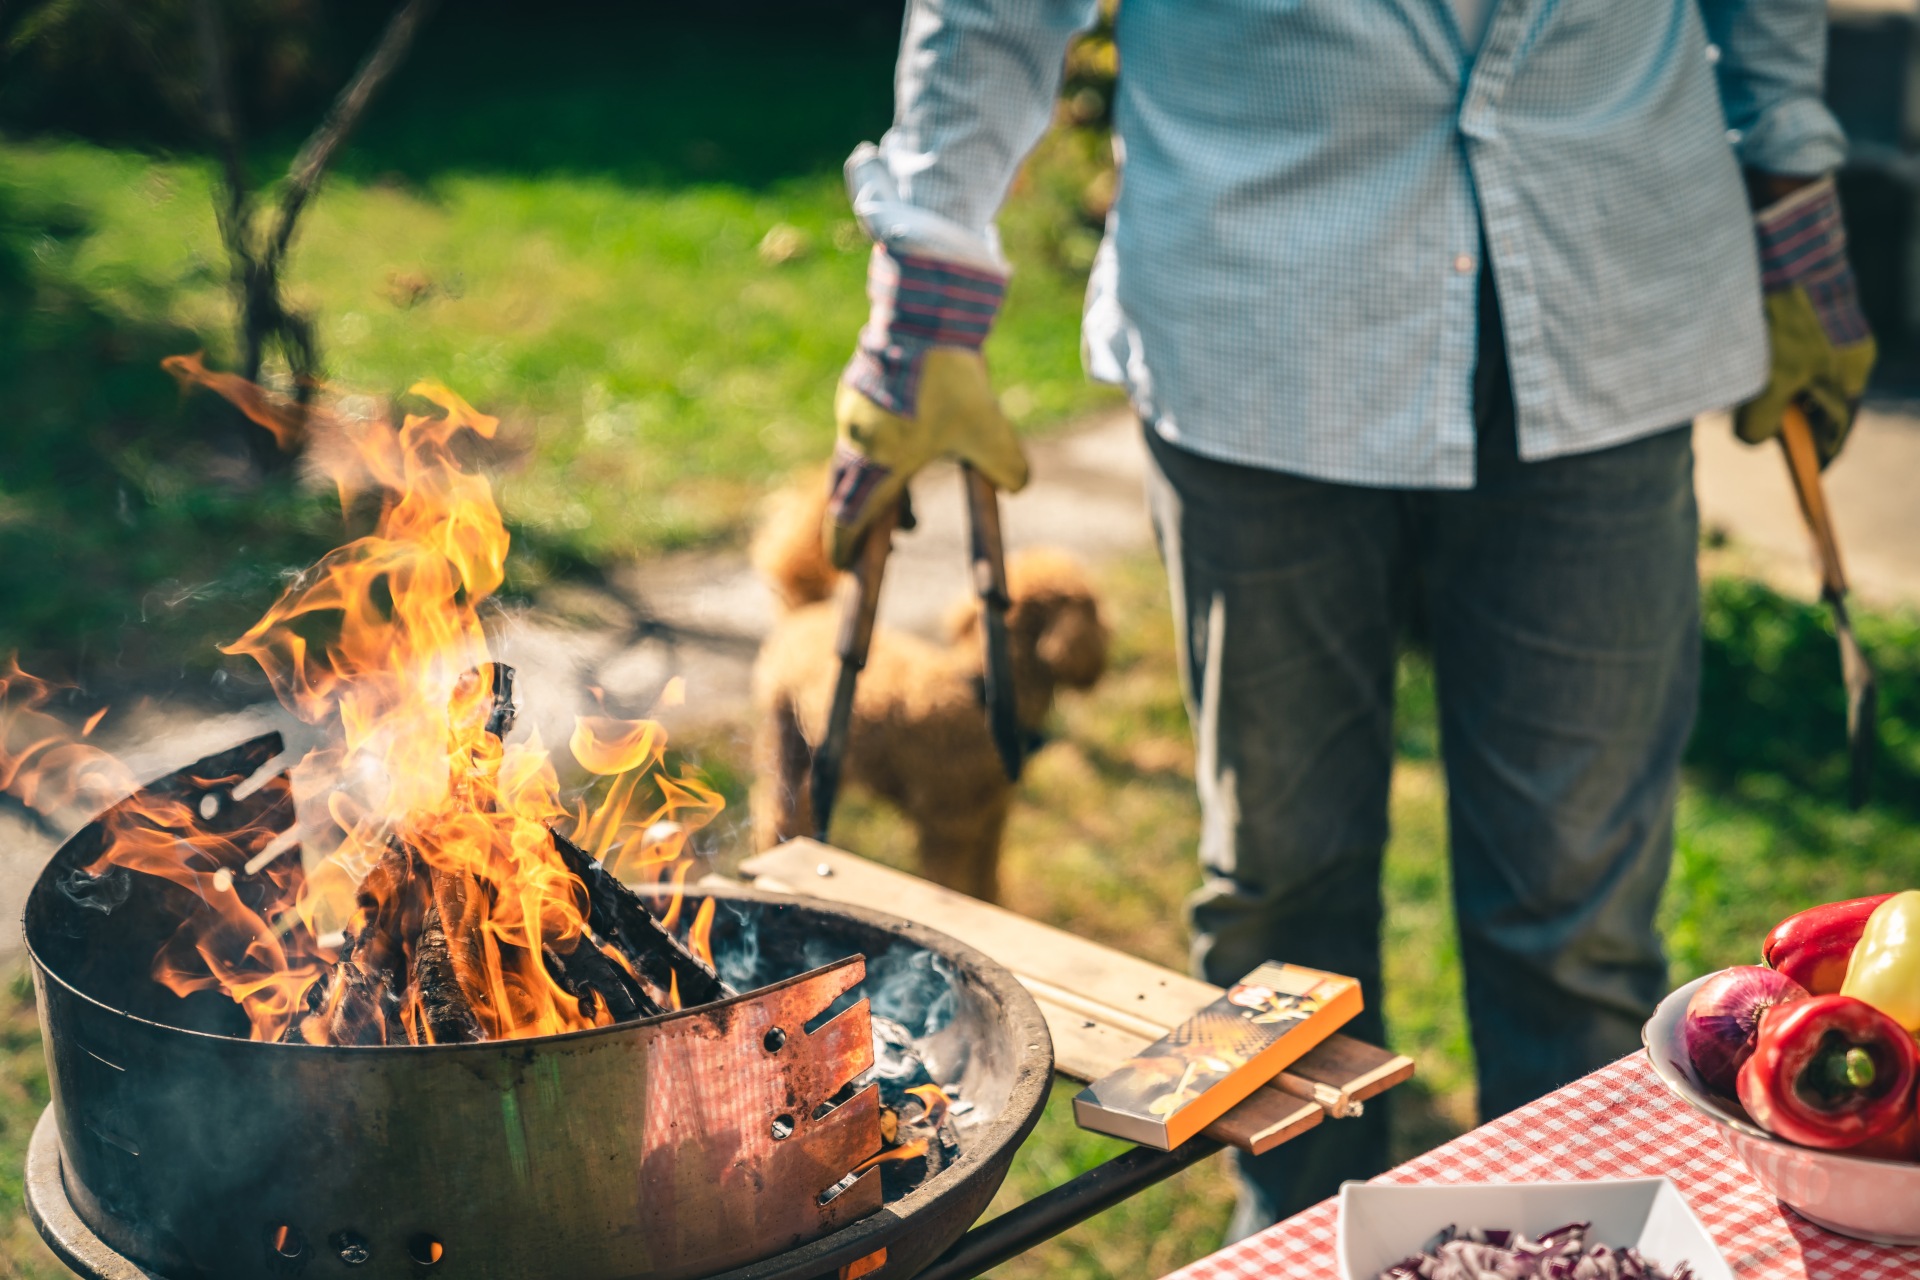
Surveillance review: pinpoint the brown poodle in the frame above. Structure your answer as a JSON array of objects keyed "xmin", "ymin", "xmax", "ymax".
[{"xmin": 749, "ymin": 482, "xmax": 1108, "ymax": 902}]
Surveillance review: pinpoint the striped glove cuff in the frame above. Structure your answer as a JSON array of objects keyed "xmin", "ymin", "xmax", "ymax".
[
  {"xmin": 844, "ymin": 247, "xmax": 1008, "ymax": 416},
  {"xmin": 1755, "ymin": 177, "xmax": 1870, "ymax": 346}
]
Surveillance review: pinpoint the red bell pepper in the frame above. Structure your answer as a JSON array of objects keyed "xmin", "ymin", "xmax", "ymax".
[
  {"xmin": 1852, "ymin": 1106, "xmax": 1920, "ymax": 1163},
  {"xmin": 1736, "ymin": 994, "xmax": 1919, "ymax": 1149},
  {"xmin": 1763, "ymin": 894, "xmax": 1895, "ymax": 994}
]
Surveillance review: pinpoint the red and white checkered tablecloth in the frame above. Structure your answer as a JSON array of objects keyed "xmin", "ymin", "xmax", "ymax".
[{"xmin": 1165, "ymin": 1053, "xmax": 1920, "ymax": 1280}]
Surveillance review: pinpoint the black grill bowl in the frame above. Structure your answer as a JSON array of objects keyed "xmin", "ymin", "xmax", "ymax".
[{"xmin": 23, "ymin": 734, "xmax": 1053, "ymax": 1280}]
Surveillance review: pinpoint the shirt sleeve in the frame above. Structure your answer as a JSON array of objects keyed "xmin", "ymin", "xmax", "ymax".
[
  {"xmin": 1698, "ymin": 0, "xmax": 1848, "ymax": 176},
  {"xmin": 875, "ymin": 0, "xmax": 1100, "ymax": 247}
]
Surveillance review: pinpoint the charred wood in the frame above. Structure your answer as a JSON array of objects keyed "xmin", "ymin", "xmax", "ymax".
[
  {"xmin": 542, "ymin": 936, "xmax": 660, "ymax": 1023},
  {"xmin": 410, "ymin": 902, "xmax": 482, "ymax": 1044},
  {"xmin": 281, "ymin": 840, "xmax": 423, "ymax": 1045},
  {"xmin": 423, "ymin": 864, "xmax": 489, "ymax": 1005},
  {"xmin": 324, "ymin": 959, "xmax": 404, "ymax": 1046},
  {"xmin": 549, "ymin": 829, "xmax": 733, "ymax": 1010},
  {"xmin": 350, "ymin": 840, "xmax": 429, "ymax": 983}
]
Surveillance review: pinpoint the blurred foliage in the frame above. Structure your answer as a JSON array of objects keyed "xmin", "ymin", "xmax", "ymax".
[
  {"xmin": 0, "ymin": 974, "xmax": 61, "ymax": 1279},
  {"xmin": 1060, "ymin": 2, "xmax": 1118, "ymax": 132},
  {"xmin": 0, "ymin": 0, "xmax": 351, "ymax": 143},
  {"xmin": 0, "ymin": 161, "xmax": 336, "ymax": 689},
  {"xmin": 1667, "ymin": 580, "xmax": 1920, "ymax": 979},
  {"xmin": 1693, "ymin": 575, "xmax": 1920, "ymax": 815},
  {"xmin": 309, "ymin": 0, "xmax": 913, "ymax": 191}
]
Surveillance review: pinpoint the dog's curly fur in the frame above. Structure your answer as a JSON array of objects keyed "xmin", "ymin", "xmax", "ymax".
[{"xmin": 749, "ymin": 482, "xmax": 1108, "ymax": 902}]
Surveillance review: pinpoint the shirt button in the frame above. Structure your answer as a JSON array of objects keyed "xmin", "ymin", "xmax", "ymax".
[
  {"xmin": 1704, "ymin": 43, "xmax": 1721, "ymax": 66},
  {"xmin": 1453, "ymin": 253, "xmax": 1476, "ymax": 274}
]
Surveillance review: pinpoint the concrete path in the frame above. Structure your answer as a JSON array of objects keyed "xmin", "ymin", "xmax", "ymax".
[
  {"xmin": 1695, "ymin": 406, "xmax": 1920, "ymax": 607},
  {"xmin": 499, "ymin": 408, "xmax": 1156, "ymax": 744},
  {"xmin": 3, "ymin": 404, "xmax": 1912, "ymax": 963}
]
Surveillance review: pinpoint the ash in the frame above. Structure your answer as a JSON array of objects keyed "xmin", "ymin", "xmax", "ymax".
[{"xmin": 858, "ymin": 955, "xmax": 968, "ymax": 1194}]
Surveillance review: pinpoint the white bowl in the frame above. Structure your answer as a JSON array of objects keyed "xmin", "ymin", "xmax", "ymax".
[
  {"xmin": 1337, "ymin": 1177, "xmax": 1733, "ymax": 1280},
  {"xmin": 1644, "ymin": 971, "xmax": 1920, "ymax": 1246}
]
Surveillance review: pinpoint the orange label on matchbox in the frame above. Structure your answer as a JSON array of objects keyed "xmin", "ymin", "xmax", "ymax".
[{"xmin": 1072, "ymin": 962, "xmax": 1362, "ymax": 1150}]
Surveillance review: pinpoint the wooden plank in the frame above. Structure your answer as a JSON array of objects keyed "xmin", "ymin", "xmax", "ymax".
[
  {"xmin": 1289, "ymin": 1035, "xmax": 1417, "ymax": 1112},
  {"xmin": 743, "ymin": 841, "xmax": 1217, "ymax": 1027},
  {"xmin": 744, "ymin": 843, "xmax": 1412, "ymax": 1087},
  {"xmin": 742, "ymin": 842, "xmax": 1413, "ymax": 1147},
  {"xmin": 1025, "ymin": 975, "xmax": 1166, "ymax": 1042},
  {"xmin": 1273, "ymin": 1070, "xmax": 1358, "ymax": 1117},
  {"xmin": 1034, "ymin": 996, "xmax": 1151, "ymax": 1081},
  {"xmin": 1204, "ymin": 1083, "xmax": 1324, "ymax": 1155}
]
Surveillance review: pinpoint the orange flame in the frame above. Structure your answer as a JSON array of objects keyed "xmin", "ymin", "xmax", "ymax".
[
  {"xmin": 163, "ymin": 354, "xmax": 309, "ymax": 452},
  {"xmin": 1, "ymin": 364, "xmax": 725, "ymax": 1045},
  {"xmin": 905, "ymin": 1083, "xmax": 952, "ymax": 1129},
  {"xmin": 0, "ymin": 660, "xmax": 136, "ymax": 821},
  {"xmin": 849, "ymin": 1139, "xmax": 928, "ymax": 1175},
  {"xmin": 688, "ymin": 897, "xmax": 717, "ymax": 969}
]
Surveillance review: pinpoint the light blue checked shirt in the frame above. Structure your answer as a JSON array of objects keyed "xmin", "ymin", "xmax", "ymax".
[{"xmin": 866, "ymin": 0, "xmax": 1847, "ymax": 487}]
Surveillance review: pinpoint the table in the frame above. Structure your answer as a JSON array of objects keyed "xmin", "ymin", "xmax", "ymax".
[{"xmin": 1167, "ymin": 1052, "xmax": 1920, "ymax": 1280}]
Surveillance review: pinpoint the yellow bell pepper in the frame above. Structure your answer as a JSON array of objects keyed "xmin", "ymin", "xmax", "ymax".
[{"xmin": 1841, "ymin": 890, "xmax": 1920, "ymax": 1032}]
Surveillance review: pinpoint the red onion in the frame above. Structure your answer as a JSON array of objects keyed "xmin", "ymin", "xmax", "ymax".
[{"xmin": 1684, "ymin": 965, "xmax": 1810, "ymax": 1096}]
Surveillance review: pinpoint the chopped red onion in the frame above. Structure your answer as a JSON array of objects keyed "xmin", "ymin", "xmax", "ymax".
[{"xmin": 1374, "ymin": 1223, "xmax": 1696, "ymax": 1280}]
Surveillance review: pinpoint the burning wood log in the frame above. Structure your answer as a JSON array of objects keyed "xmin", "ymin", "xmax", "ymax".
[
  {"xmin": 550, "ymin": 828, "xmax": 736, "ymax": 1010},
  {"xmin": 284, "ymin": 827, "xmax": 735, "ymax": 1044},
  {"xmin": 422, "ymin": 864, "xmax": 488, "ymax": 1004},
  {"xmin": 284, "ymin": 840, "xmax": 424, "ymax": 1046},
  {"xmin": 542, "ymin": 936, "xmax": 659, "ymax": 1023},
  {"xmin": 410, "ymin": 901, "xmax": 482, "ymax": 1044},
  {"xmin": 322, "ymin": 959, "xmax": 403, "ymax": 1046}
]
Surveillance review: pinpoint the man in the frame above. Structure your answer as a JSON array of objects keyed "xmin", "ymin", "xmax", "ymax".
[{"xmin": 822, "ymin": 0, "xmax": 1874, "ymax": 1232}]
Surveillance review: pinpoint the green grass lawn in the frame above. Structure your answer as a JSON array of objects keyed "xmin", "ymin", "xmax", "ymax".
[
  {"xmin": 0, "ymin": 2, "xmax": 1119, "ymax": 677},
  {"xmin": 0, "ymin": 133, "xmax": 1114, "ymax": 673}
]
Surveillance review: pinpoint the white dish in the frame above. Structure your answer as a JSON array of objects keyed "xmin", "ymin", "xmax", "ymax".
[
  {"xmin": 1644, "ymin": 971, "xmax": 1920, "ymax": 1247},
  {"xmin": 1337, "ymin": 1176, "xmax": 1733, "ymax": 1280}
]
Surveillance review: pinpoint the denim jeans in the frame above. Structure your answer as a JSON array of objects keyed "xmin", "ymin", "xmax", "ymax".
[{"xmin": 1142, "ymin": 287, "xmax": 1700, "ymax": 1234}]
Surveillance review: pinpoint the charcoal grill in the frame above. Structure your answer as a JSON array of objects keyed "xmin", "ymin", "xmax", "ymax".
[{"xmin": 22, "ymin": 734, "xmax": 1053, "ymax": 1280}]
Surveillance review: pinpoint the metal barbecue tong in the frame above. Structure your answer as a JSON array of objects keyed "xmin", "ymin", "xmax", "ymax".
[
  {"xmin": 1778, "ymin": 401, "xmax": 1878, "ymax": 809},
  {"xmin": 811, "ymin": 465, "xmax": 1025, "ymax": 843}
]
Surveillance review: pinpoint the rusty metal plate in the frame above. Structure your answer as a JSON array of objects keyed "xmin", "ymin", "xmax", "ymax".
[{"xmin": 638, "ymin": 955, "xmax": 884, "ymax": 1269}]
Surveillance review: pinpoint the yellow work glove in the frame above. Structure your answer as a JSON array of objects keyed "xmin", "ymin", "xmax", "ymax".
[
  {"xmin": 826, "ymin": 248, "xmax": 1029, "ymax": 567},
  {"xmin": 1735, "ymin": 177, "xmax": 1876, "ymax": 467}
]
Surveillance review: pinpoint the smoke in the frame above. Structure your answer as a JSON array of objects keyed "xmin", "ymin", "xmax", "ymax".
[
  {"xmin": 861, "ymin": 948, "xmax": 957, "ymax": 1038},
  {"xmin": 865, "ymin": 1014, "xmax": 936, "ymax": 1100},
  {"xmin": 58, "ymin": 864, "xmax": 131, "ymax": 916},
  {"xmin": 779, "ymin": 936, "xmax": 955, "ymax": 1036},
  {"xmin": 712, "ymin": 898, "xmax": 760, "ymax": 992}
]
